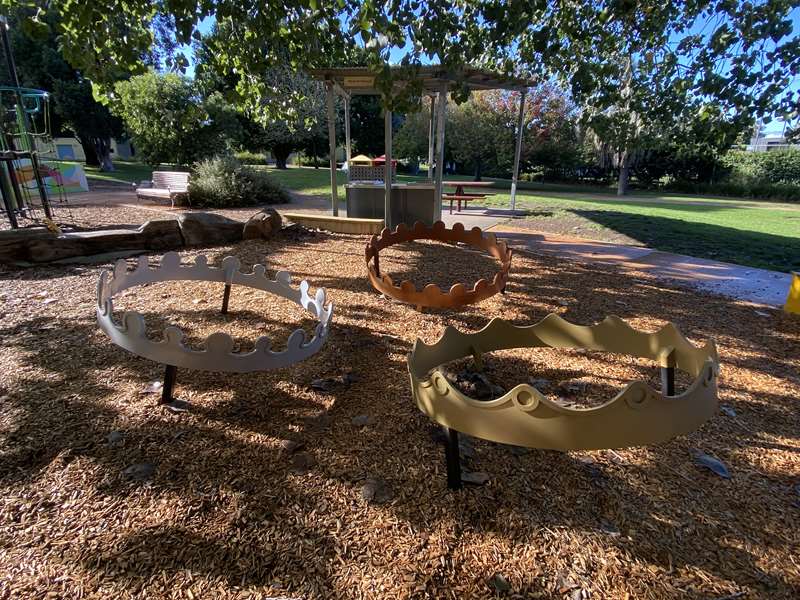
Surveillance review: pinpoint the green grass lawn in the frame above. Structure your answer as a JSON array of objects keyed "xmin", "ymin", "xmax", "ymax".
[
  {"xmin": 70, "ymin": 161, "xmax": 797, "ymax": 271},
  {"xmin": 263, "ymin": 166, "xmax": 800, "ymax": 272},
  {"xmin": 63, "ymin": 160, "xmax": 154, "ymax": 186}
]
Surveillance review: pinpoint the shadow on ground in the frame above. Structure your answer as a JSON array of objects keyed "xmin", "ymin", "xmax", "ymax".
[{"xmin": 1, "ymin": 231, "xmax": 798, "ymax": 598}]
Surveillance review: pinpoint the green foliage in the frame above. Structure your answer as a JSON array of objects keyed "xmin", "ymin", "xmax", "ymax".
[
  {"xmin": 721, "ymin": 149, "xmax": 800, "ymax": 185},
  {"xmin": 234, "ymin": 151, "xmax": 269, "ymax": 165},
  {"xmin": 349, "ymin": 96, "xmax": 386, "ymax": 157},
  {"xmin": 7, "ymin": 1, "xmax": 798, "ymax": 194},
  {"xmin": 188, "ymin": 156, "xmax": 290, "ymax": 208},
  {"xmin": 447, "ymin": 94, "xmax": 512, "ymax": 179},
  {"xmin": 197, "ymin": 27, "xmax": 329, "ymax": 171},
  {"xmin": 112, "ymin": 72, "xmax": 241, "ymax": 166},
  {"xmin": 393, "ymin": 108, "xmax": 431, "ymax": 162},
  {"xmin": 2, "ymin": 10, "xmax": 123, "ymax": 169},
  {"xmin": 664, "ymin": 179, "xmax": 800, "ymax": 203}
]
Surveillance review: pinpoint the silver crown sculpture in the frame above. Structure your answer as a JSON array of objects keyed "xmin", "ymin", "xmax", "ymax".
[{"xmin": 97, "ymin": 252, "xmax": 333, "ymax": 403}]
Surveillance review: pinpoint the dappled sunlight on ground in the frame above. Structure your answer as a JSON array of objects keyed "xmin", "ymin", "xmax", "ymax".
[{"xmin": 1, "ymin": 210, "xmax": 799, "ymax": 598}]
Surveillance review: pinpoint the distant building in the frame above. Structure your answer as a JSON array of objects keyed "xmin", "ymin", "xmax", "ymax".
[
  {"xmin": 34, "ymin": 137, "xmax": 135, "ymax": 161},
  {"xmin": 747, "ymin": 133, "xmax": 799, "ymax": 152}
]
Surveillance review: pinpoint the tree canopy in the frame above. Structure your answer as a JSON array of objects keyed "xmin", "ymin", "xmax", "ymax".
[
  {"xmin": 1, "ymin": 11, "xmax": 123, "ymax": 170},
  {"xmin": 5, "ymin": 1, "xmax": 798, "ymax": 192},
  {"xmin": 112, "ymin": 72, "xmax": 240, "ymax": 166},
  {"xmin": 8, "ymin": 2, "xmax": 797, "ymax": 118}
]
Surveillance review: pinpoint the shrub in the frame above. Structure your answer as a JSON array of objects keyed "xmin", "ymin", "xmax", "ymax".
[
  {"xmin": 720, "ymin": 149, "xmax": 800, "ymax": 185},
  {"xmin": 663, "ymin": 179, "xmax": 800, "ymax": 202},
  {"xmin": 234, "ymin": 151, "xmax": 269, "ymax": 165},
  {"xmin": 188, "ymin": 156, "xmax": 290, "ymax": 208}
]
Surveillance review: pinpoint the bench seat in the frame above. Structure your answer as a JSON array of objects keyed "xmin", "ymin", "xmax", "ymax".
[{"xmin": 137, "ymin": 171, "xmax": 190, "ymax": 208}]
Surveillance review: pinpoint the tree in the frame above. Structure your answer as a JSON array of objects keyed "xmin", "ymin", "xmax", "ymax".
[
  {"xmin": 483, "ymin": 2, "xmax": 800, "ymax": 194},
  {"xmin": 112, "ymin": 72, "xmax": 240, "ymax": 166},
  {"xmin": 394, "ymin": 105, "xmax": 432, "ymax": 165},
  {"xmin": 349, "ymin": 96, "xmax": 386, "ymax": 157},
  {"xmin": 194, "ymin": 24, "xmax": 329, "ymax": 169},
  {"xmin": 1, "ymin": 10, "xmax": 123, "ymax": 170},
  {"xmin": 8, "ymin": 0, "xmax": 798, "ymax": 185},
  {"xmin": 447, "ymin": 95, "xmax": 511, "ymax": 180}
]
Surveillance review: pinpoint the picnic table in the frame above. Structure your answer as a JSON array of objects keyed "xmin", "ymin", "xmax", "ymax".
[{"xmin": 443, "ymin": 181, "xmax": 495, "ymax": 214}]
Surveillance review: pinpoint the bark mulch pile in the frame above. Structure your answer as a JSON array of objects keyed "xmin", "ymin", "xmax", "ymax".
[{"xmin": 1, "ymin": 208, "xmax": 799, "ymax": 599}]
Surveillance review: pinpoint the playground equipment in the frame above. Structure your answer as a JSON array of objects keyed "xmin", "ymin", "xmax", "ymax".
[
  {"xmin": 785, "ymin": 272, "xmax": 800, "ymax": 314},
  {"xmin": 96, "ymin": 252, "xmax": 333, "ymax": 405},
  {"xmin": 407, "ymin": 315, "xmax": 719, "ymax": 489},
  {"xmin": 365, "ymin": 221, "xmax": 513, "ymax": 310},
  {"xmin": 0, "ymin": 16, "xmax": 68, "ymax": 229}
]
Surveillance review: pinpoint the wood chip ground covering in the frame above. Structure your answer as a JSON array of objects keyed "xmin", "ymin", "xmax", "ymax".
[{"xmin": 1, "ymin": 206, "xmax": 799, "ymax": 599}]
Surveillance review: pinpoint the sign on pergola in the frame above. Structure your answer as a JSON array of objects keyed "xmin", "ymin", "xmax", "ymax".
[{"xmin": 310, "ymin": 66, "xmax": 535, "ymax": 227}]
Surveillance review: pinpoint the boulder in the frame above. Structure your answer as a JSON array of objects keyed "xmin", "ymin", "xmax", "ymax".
[
  {"xmin": 243, "ymin": 208, "xmax": 282, "ymax": 240},
  {"xmin": 177, "ymin": 212, "xmax": 244, "ymax": 247}
]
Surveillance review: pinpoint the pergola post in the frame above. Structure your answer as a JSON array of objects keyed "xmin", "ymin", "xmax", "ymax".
[
  {"xmin": 434, "ymin": 84, "xmax": 447, "ymax": 223},
  {"xmin": 344, "ymin": 95, "xmax": 352, "ymax": 166},
  {"xmin": 325, "ymin": 82, "xmax": 338, "ymax": 216},
  {"xmin": 427, "ymin": 94, "xmax": 437, "ymax": 180},
  {"xmin": 384, "ymin": 107, "xmax": 393, "ymax": 229},
  {"xmin": 510, "ymin": 90, "xmax": 527, "ymax": 212}
]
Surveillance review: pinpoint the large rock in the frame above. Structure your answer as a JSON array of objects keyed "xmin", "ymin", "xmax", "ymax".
[
  {"xmin": 243, "ymin": 208, "xmax": 282, "ymax": 240},
  {"xmin": 0, "ymin": 219, "xmax": 183, "ymax": 265},
  {"xmin": 177, "ymin": 212, "xmax": 244, "ymax": 247}
]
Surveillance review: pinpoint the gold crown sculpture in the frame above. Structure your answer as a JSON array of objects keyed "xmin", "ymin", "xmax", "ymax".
[
  {"xmin": 408, "ymin": 314, "xmax": 719, "ymax": 450},
  {"xmin": 96, "ymin": 252, "xmax": 333, "ymax": 373},
  {"xmin": 364, "ymin": 221, "xmax": 513, "ymax": 309}
]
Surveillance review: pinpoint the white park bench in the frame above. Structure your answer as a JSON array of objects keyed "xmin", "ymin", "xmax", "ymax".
[{"xmin": 136, "ymin": 171, "xmax": 190, "ymax": 208}]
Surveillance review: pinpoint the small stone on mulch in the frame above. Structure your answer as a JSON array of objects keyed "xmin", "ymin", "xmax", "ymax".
[
  {"xmin": 279, "ymin": 439, "xmax": 305, "ymax": 454},
  {"xmin": 107, "ymin": 431, "xmax": 124, "ymax": 447},
  {"xmin": 361, "ymin": 478, "xmax": 393, "ymax": 504},
  {"xmin": 122, "ymin": 463, "xmax": 155, "ymax": 481},
  {"xmin": 462, "ymin": 471, "xmax": 490, "ymax": 485},
  {"xmin": 290, "ymin": 452, "xmax": 317, "ymax": 473},
  {"xmin": 351, "ymin": 415, "xmax": 375, "ymax": 427}
]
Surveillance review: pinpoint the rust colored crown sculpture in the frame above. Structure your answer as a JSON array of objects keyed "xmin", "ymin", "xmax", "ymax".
[
  {"xmin": 364, "ymin": 221, "xmax": 513, "ymax": 310},
  {"xmin": 407, "ymin": 314, "xmax": 720, "ymax": 489}
]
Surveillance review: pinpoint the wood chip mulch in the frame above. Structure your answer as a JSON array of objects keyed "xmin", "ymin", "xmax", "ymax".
[{"xmin": 1, "ymin": 205, "xmax": 799, "ymax": 599}]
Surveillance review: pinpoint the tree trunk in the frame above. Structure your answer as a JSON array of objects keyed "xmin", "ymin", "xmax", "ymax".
[
  {"xmin": 272, "ymin": 146, "xmax": 292, "ymax": 169},
  {"xmin": 312, "ymin": 139, "xmax": 319, "ymax": 169},
  {"xmin": 617, "ymin": 151, "xmax": 631, "ymax": 196},
  {"xmin": 93, "ymin": 137, "xmax": 115, "ymax": 172},
  {"xmin": 474, "ymin": 160, "xmax": 482, "ymax": 181},
  {"xmin": 78, "ymin": 138, "xmax": 100, "ymax": 167}
]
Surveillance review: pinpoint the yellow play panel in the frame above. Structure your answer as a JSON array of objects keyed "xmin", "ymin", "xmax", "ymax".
[{"xmin": 785, "ymin": 272, "xmax": 800, "ymax": 314}]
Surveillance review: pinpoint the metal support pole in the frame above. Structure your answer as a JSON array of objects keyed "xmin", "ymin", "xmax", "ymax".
[
  {"xmin": 161, "ymin": 364, "xmax": 177, "ymax": 404},
  {"xmin": 434, "ymin": 84, "xmax": 448, "ymax": 223},
  {"xmin": 661, "ymin": 366, "xmax": 675, "ymax": 396},
  {"xmin": 384, "ymin": 107, "xmax": 392, "ymax": 230},
  {"xmin": 344, "ymin": 96, "xmax": 352, "ymax": 167},
  {"xmin": 0, "ymin": 16, "xmax": 21, "ymax": 89},
  {"xmin": 28, "ymin": 153, "xmax": 52, "ymax": 219},
  {"xmin": 510, "ymin": 90, "xmax": 527, "ymax": 212},
  {"xmin": 4, "ymin": 153, "xmax": 25, "ymax": 212},
  {"xmin": 661, "ymin": 348, "xmax": 676, "ymax": 396},
  {"xmin": 427, "ymin": 94, "xmax": 437, "ymax": 180},
  {"xmin": 221, "ymin": 283, "xmax": 231, "ymax": 314},
  {"xmin": 325, "ymin": 82, "xmax": 338, "ymax": 216},
  {"xmin": 445, "ymin": 428, "xmax": 462, "ymax": 490},
  {"xmin": 0, "ymin": 161, "xmax": 18, "ymax": 228}
]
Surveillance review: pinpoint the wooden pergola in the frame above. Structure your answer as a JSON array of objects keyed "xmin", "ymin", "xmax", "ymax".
[{"xmin": 310, "ymin": 66, "xmax": 536, "ymax": 228}]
